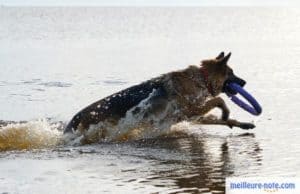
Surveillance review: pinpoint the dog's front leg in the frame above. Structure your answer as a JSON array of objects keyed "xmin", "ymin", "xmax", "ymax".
[
  {"xmin": 192, "ymin": 97, "xmax": 230, "ymax": 120},
  {"xmin": 194, "ymin": 115, "xmax": 255, "ymax": 129}
]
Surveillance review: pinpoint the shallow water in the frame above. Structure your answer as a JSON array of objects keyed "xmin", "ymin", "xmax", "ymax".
[{"xmin": 0, "ymin": 7, "xmax": 300, "ymax": 194}]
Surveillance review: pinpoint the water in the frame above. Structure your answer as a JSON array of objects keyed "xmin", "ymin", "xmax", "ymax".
[{"xmin": 0, "ymin": 7, "xmax": 300, "ymax": 193}]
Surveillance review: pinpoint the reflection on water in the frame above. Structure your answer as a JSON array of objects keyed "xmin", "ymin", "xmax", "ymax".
[{"xmin": 129, "ymin": 133, "xmax": 262, "ymax": 193}]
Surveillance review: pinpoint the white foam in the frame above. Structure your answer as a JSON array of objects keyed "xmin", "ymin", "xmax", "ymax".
[{"xmin": 0, "ymin": 119, "xmax": 63, "ymax": 151}]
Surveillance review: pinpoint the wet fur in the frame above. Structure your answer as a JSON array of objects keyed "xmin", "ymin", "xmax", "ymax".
[{"xmin": 64, "ymin": 52, "xmax": 255, "ymax": 142}]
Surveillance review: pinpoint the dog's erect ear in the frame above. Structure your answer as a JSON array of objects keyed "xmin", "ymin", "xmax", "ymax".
[
  {"xmin": 216, "ymin": 52, "xmax": 225, "ymax": 60},
  {"xmin": 219, "ymin": 52, "xmax": 231, "ymax": 64}
]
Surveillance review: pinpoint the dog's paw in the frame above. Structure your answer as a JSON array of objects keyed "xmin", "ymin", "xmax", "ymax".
[{"xmin": 239, "ymin": 123, "xmax": 256, "ymax": 130}]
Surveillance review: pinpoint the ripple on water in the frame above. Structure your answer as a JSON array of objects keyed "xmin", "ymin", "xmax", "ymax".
[
  {"xmin": 90, "ymin": 78, "xmax": 128, "ymax": 86},
  {"xmin": 38, "ymin": 81, "xmax": 72, "ymax": 88}
]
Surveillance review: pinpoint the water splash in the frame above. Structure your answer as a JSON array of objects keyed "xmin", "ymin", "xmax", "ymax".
[
  {"xmin": 0, "ymin": 88, "xmax": 200, "ymax": 151},
  {"xmin": 0, "ymin": 117, "xmax": 194, "ymax": 152},
  {"xmin": 0, "ymin": 119, "xmax": 63, "ymax": 151}
]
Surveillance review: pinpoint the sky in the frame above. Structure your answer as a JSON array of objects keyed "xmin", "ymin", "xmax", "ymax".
[{"xmin": 0, "ymin": 0, "xmax": 299, "ymax": 6}]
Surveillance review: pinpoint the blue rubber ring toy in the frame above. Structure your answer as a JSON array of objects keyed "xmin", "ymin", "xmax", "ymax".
[{"xmin": 226, "ymin": 83, "xmax": 262, "ymax": 115}]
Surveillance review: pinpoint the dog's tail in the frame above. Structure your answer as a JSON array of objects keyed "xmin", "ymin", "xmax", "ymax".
[{"xmin": 64, "ymin": 113, "xmax": 81, "ymax": 134}]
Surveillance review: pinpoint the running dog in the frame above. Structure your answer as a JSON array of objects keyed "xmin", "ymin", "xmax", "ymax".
[{"xmin": 64, "ymin": 52, "xmax": 255, "ymax": 142}]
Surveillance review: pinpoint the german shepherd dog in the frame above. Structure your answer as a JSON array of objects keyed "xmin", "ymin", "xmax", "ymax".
[{"xmin": 64, "ymin": 52, "xmax": 255, "ymax": 143}]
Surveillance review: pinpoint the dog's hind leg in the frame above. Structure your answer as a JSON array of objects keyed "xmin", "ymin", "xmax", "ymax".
[{"xmin": 194, "ymin": 115, "xmax": 255, "ymax": 130}]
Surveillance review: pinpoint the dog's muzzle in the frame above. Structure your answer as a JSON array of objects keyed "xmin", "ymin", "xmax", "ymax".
[{"xmin": 223, "ymin": 75, "xmax": 246, "ymax": 95}]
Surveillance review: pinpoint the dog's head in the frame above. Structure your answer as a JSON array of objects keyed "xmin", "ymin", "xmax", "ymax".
[{"xmin": 200, "ymin": 52, "xmax": 246, "ymax": 96}]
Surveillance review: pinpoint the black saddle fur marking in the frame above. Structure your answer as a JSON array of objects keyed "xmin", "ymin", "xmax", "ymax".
[{"xmin": 64, "ymin": 79, "xmax": 167, "ymax": 133}]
